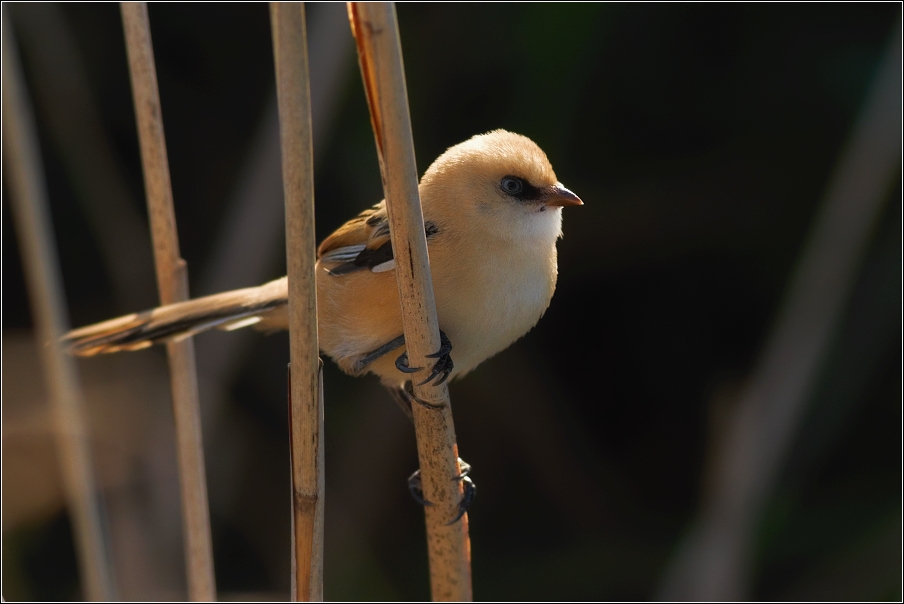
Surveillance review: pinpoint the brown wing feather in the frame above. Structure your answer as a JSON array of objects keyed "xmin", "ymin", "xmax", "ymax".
[{"xmin": 317, "ymin": 201, "xmax": 390, "ymax": 258}]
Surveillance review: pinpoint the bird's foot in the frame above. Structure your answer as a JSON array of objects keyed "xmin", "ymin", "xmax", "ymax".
[
  {"xmin": 406, "ymin": 468, "xmax": 432, "ymax": 507},
  {"xmin": 423, "ymin": 330, "xmax": 454, "ymax": 386},
  {"xmin": 396, "ymin": 380, "xmax": 446, "ymax": 411},
  {"xmin": 394, "ymin": 330, "xmax": 454, "ymax": 386},
  {"xmin": 451, "ymin": 476, "xmax": 476, "ymax": 525},
  {"xmin": 407, "ymin": 458, "xmax": 476, "ymax": 525}
]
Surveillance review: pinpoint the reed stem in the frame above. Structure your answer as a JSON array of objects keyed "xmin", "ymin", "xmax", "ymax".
[
  {"xmin": 270, "ymin": 3, "xmax": 324, "ymax": 601},
  {"xmin": 2, "ymin": 11, "xmax": 115, "ymax": 601},
  {"xmin": 120, "ymin": 4, "xmax": 216, "ymax": 600},
  {"xmin": 348, "ymin": 3, "xmax": 473, "ymax": 600},
  {"xmin": 658, "ymin": 24, "xmax": 903, "ymax": 601}
]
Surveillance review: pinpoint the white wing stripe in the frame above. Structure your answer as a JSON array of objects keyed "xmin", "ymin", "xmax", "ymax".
[
  {"xmin": 321, "ymin": 244, "xmax": 366, "ymax": 263},
  {"xmin": 371, "ymin": 259, "xmax": 396, "ymax": 273}
]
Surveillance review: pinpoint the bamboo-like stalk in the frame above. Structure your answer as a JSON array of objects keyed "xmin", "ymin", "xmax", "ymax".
[
  {"xmin": 348, "ymin": 3, "xmax": 473, "ymax": 601},
  {"xmin": 120, "ymin": 4, "xmax": 216, "ymax": 601},
  {"xmin": 658, "ymin": 25, "xmax": 902, "ymax": 601},
  {"xmin": 1, "ymin": 12, "xmax": 115, "ymax": 602},
  {"xmin": 269, "ymin": 3, "xmax": 324, "ymax": 601},
  {"xmin": 8, "ymin": 3, "xmax": 156, "ymax": 311}
]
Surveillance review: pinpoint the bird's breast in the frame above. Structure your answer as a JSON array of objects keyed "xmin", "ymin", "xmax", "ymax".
[{"xmin": 431, "ymin": 236, "xmax": 557, "ymax": 377}]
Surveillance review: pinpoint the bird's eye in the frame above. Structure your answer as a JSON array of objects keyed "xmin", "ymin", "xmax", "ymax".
[{"xmin": 501, "ymin": 176, "xmax": 524, "ymax": 196}]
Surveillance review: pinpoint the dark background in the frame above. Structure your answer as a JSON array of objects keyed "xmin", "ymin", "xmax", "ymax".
[{"xmin": 2, "ymin": 3, "xmax": 900, "ymax": 601}]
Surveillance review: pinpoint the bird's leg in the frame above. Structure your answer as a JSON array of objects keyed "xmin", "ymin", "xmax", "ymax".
[
  {"xmin": 386, "ymin": 383, "xmax": 414, "ymax": 422},
  {"xmin": 395, "ymin": 379, "xmax": 446, "ymax": 411},
  {"xmin": 407, "ymin": 457, "xmax": 476, "ymax": 525},
  {"xmin": 386, "ymin": 385, "xmax": 476, "ymax": 522},
  {"xmin": 387, "ymin": 331, "xmax": 470, "ymax": 522},
  {"xmin": 374, "ymin": 329, "xmax": 452, "ymax": 414},
  {"xmin": 352, "ymin": 334, "xmax": 407, "ymax": 373},
  {"xmin": 383, "ymin": 379, "xmax": 447, "ymax": 423},
  {"xmin": 394, "ymin": 330, "xmax": 454, "ymax": 386}
]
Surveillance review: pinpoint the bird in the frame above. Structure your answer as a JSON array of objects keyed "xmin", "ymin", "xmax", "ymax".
[{"xmin": 64, "ymin": 129, "xmax": 582, "ymax": 398}]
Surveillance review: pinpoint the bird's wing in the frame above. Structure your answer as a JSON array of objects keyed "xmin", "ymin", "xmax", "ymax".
[{"xmin": 318, "ymin": 201, "xmax": 438, "ymax": 276}]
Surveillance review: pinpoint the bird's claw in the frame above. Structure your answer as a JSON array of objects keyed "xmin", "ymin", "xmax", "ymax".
[
  {"xmin": 417, "ymin": 353, "xmax": 454, "ymax": 386},
  {"xmin": 407, "ymin": 469, "xmax": 433, "ymax": 507},
  {"xmin": 448, "ymin": 476, "xmax": 476, "ymax": 525},
  {"xmin": 407, "ymin": 458, "xmax": 475, "ymax": 525},
  {"xmin": 417, "ymin": 330, "xmax": 454, "ymax": 386},
  {"xmin": 400, "ymin": 380, "xmax": 446, "ymax": 411},
  {"xmin": 425, "ymin": 331, "xmax": 453, "ymax": 358},
  {"xmin": 454, "ymin": 459, "xmax": 471, "ymax": 479},
  {"xmin": 395, "ymin": 330, "xmax": 454, "ymax": 386},
  {"xmin": 395, "ymin": 352, "xmax": 422, "ymax": 374}
]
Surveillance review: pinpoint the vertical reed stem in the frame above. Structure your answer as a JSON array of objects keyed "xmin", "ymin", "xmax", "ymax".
[
  {"xmin": 2, "ymin": 11, "xmax": 115, "ymax": 601},
  {"xmin": 120, "ymin": 4, "xmax": 216, "ymax": 600},
  {"xmin": 658, "ymin": 25, "xmax": 903, "ymax": 601},
  {"xmin": 270, "ymin": 3, "xmax": 324, "ymax": 601},
  {"xmin": 348, "ymin": 3, "xmax": 473, "ymax": 600}
]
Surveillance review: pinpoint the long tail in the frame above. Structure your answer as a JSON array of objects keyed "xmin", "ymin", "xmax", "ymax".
[{"xmin": 63, "ymin": 277, "xmax": 288, "ymax": 357}]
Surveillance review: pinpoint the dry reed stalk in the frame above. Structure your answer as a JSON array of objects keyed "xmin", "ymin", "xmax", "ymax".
[
  {"xmin": 2, "ymin": 12, "xmax": 115, "ymax": 601},
  {"xmin": 658, "ymin": 25, "xmax": 902, "ymax": 601},
  {"xmin": 269, "ymin": 3, "xmax": 325, "ymax": 601},
  {"xmin": 120, "ymin": 4, "xmax": 216, "ymax": 600},
  {"xmin": 8, "ymin": 3, "xmax": 156, "ymax": 311},
  {"xmin": 348, "ymin": 3, "xmax": 473, "ymax": 600}
]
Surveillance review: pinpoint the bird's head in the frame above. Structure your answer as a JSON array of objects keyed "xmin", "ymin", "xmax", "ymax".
[{"xmin": 420, "ymin": 130, "xmax": 582, "ymax": 243}]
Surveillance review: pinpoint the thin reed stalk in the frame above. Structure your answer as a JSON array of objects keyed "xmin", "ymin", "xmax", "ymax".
[
  {"xmin": 348, "ymin": 3, "xmax": 473, "ymax": 600},
  {"xmin": 2, "ymin": 11, "xmax": 115, "ymax": 602},
  {"xmin": 658, "ymin": 25, "xmax": 902, "ymax": 601},
  {"xmin": 120, "ymin": 4, "xmax": 216, "ymax": 600},
  {"xmin": 7, "ymin": 2, "xmax": 155, "ymax": 311},
  {"xmin": 269, "ymin": 3, "xmax": 324, "ymax": 601}
]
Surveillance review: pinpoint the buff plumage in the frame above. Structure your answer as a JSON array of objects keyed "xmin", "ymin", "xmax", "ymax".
[{"xmin": 64, "ymin": 130, "xmax": 582, "ymax": 387}]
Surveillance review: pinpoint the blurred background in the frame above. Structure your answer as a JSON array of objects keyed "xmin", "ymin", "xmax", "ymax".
[{"xmin": 2, "ymin": 3, "xmax": 900, "ymax": 601}]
